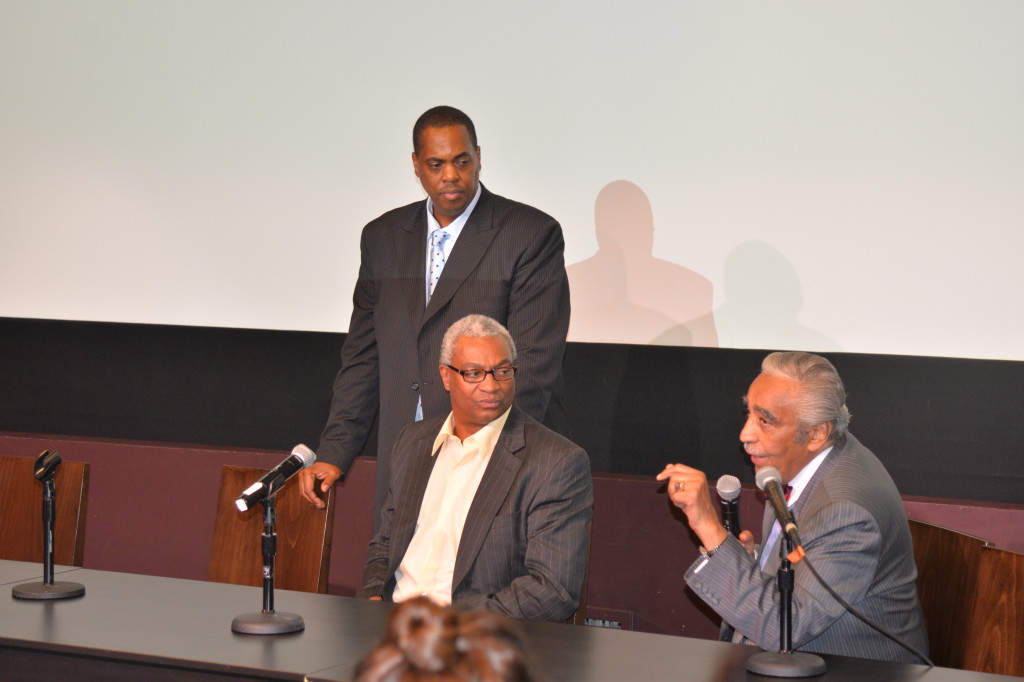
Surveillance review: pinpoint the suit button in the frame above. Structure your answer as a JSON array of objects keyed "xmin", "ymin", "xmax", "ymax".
[{"xmin": 411, "ymin": 382, "xmax": 419, "ymax": 391}]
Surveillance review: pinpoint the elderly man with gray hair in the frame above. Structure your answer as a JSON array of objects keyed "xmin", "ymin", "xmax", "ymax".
[
  {"xmin": 657, "ymin": 351, "xmax": 928, "ymax": 663},
  {"xmin": 360, "ymin": 314, "xmax": 592, "ymax": 622}
]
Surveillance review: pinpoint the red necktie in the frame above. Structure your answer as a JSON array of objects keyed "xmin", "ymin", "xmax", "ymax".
[{"xmin": 762, "ymin": 485, "xmax": 793, "ymax": 501}]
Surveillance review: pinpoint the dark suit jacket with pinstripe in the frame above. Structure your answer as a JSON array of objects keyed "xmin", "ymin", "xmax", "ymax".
[
  {"xmin": 685, "ymin": 434, "xmax": 929, "ymax": 663},
  {"xmin": 359, "ymin": 404, "xmax": 593, "ymax": 623},
  {"xmin": 317, "ymin": 185, "xmax": 570, "ymax": 512}
]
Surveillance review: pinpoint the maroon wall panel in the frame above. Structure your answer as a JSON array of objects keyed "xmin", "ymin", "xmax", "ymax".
[{"xmin": 3, "ymin": 432, "xmax": 1021, "ymax": 639}]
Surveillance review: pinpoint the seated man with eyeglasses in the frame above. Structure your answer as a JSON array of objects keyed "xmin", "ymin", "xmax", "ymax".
[{"xmin": 359, "ymin": 314, "xmax": 593, "ymax": 622}]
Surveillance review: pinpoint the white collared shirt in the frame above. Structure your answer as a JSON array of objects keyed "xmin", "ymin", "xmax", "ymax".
[
  {"xmin": 393, "ymin": 405, "xmax": 511, "ymax": 605},
  {"xmin": 758, "ymin": 446, "xmax": 833, "ymax": 569}
]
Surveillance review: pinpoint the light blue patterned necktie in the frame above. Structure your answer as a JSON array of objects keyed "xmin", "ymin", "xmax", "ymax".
[
  {"xmin": 427, "ymin": 228, "xmax": 450, "ymax": 302},
  {"xmin": 418, "ymin": 228, "xmax": 450, "ymax": 422}
]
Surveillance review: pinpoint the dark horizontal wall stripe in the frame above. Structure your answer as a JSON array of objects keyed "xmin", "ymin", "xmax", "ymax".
[
  {"xmin": 563, "ymin": 343, "xmax": 1024, "ymax": 505},
  {"xmin": 2, "ymin": 317, "xmax": 1021, "ymax": 504},
  {"xmin": 1, "ymin": 317, "xmax": 349, "ymax": 455}
]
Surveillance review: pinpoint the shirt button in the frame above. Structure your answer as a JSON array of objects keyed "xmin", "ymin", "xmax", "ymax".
[{"xmin": 411, "ymin": 382, "xmax": 419, "ymax": 391}]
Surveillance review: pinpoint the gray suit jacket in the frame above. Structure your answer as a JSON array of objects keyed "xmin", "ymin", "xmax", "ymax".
[
  {"xmin": 686, "ymin": 434, "xmax": 929, "ymax": 663},
  {"xmin": 317, "ymin": 185, "xmax": 571, "ymax": 512},
  {"xmin": 359, "ymin": 404, "xmax": 593, "ymax": 623}
]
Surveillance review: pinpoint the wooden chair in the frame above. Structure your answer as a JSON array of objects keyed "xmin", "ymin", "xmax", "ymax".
[
  {"xmin": 208, "ymin": 464, "xmax": 335, "ymax": 593},
  {"xmin": 908, "ymin": 519, "xmax": 991, "ymax": 670},
  {"xmin": 568, "ymin": 520, "xmax": 592, "ymax": 625},
  {"xmin": 962, "ymin": 545, "xmax": 1024, "ymax": 677},
  {"xmin": 0, "ymin": 454, "xmax": 90, "ymax": 566}
]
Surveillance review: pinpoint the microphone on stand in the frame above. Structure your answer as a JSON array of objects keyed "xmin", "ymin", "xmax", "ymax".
[
  {"xmin": 12, "ymin": 450, "xmax": 86, "ymax": 600},
  {"xmin": 716, "ymin": 474, "xmax": 742, "ymax": 538},
  {"xmin": 231, "ymin": 443, "xmax": 318, "ymax": 635},
  {"xmin": 755, "ymin": 467, "xmax": 802, "ymax": 547},
  {"xmin": 746, "ymin": 466, "xmax": 826, "ymax": 677},
  {"xmin": 235, "ymin": 444, "xmax": 316, "ymax": 512},
  {"xmin": 34, "ymin": 450, "xmax": 62, "ymax": 480}
]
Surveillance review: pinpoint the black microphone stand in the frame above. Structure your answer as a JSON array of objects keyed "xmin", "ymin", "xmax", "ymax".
[
  {"xmin": 746, "ymin": 537, "xmax": 826, "ymax": 677},
  {"xmin": 13, "ymin": 451, "xmax": 86, "ymax": 600},
  {"xmin": 231, "ymin": 492, "xmax": 304, "ymax": 634}
]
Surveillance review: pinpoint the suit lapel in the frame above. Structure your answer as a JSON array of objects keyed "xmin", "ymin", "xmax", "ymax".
[
  {"xmin": 422, "ymin": 186, "xmax": 498, "ymax": 324},
  {"xmin": 398, "ymin": 202, "xmax": 429, "ymax": 324},
  {"xmin": 761, "ymin": 443, "xmax": 845, "ymax": 572},
  {"xmin": 451, "ymin": 405, "xmax": 526, "ymax": 588},
  {"xmin": 791, "ymin": 444, "xmax": 840, "ymax": 520},
  {"xmin": 391, "ymin": 429, "xmax": 441, "ymax": 563}
]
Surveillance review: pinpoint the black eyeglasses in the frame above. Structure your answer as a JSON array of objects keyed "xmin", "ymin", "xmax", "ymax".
[{"xmin": 445, "ymin": 365, "xmax": 517, "ymax": 383}]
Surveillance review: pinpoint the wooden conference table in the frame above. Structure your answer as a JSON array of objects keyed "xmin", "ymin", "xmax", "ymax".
[{"xmin": 1, "ymin": 561, "xmax": 1017, "ymax": 681}]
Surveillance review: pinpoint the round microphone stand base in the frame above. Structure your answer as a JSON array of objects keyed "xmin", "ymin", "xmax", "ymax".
[
  {"xmin": 746, "ymin": 651, "xmax": 827, "ymax": 678},
  {"xmin": 12, "ymin": 581, "xmax": 86, "ymax": 600},
  {"xmin": 231, "ymin": 611, "xmax": 305, "ymax": 635}
]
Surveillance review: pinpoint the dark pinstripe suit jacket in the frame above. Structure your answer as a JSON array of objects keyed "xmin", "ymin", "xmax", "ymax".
[
  {"xmin": 686, "ymin": 434, "xmax": 929, "ymax": 662},
  {"xmin": 317, "ymin": 185, "xmax": 571, "ymax": 512},
  {"xmin": 359, "ymin": 404, "xmax": 593, "ymax": 623}
]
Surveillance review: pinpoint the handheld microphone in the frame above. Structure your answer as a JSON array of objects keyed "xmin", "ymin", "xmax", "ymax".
[
  {"xmin": 235, "ymin": 444, "xmax": 316, "ymax": 512},
  {"xmin": 33, "ymin": 450, "xmax": 62, "ymax": 481},
  {"xmin": 716, "ymin": 474, "xmax": 742, "ymax": 538},
  {"xmin": 755, "ymin": 466, "xmax": 801, "ymax": 546}
]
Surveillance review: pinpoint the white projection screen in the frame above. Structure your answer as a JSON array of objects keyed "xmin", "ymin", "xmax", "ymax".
[{"xmin": 1, "ymin": 1, "xmax": 1021, "ymax": 361}]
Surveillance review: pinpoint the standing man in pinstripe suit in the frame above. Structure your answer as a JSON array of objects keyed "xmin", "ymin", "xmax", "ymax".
[
  {"xmin": 658, "ymin": 352, "xmax": 928, "ymax": 662},
  {"xmin": 299, "ymin": 106, "xmax": 570, "ymax": 520},
  {"xmin": 359, "ymin": 315, "xmax": 592, "ymax": 622}
]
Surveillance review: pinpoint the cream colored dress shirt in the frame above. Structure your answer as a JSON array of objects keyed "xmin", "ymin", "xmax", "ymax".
[{"xmin": 393, "ymin": 406, "xmax": 511, "ymax": 605}]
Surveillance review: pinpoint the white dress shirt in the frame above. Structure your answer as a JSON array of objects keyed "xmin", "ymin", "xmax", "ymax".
[{"xmin": 759, "ymin": 446, "xmax": 833, "ymax": 569}]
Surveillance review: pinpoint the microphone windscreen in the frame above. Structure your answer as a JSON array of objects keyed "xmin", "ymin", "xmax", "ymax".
[
  {"xmin": 755, "ymin": 466, "xmax": 783, "ymax": 491},
  {"xmin": 716, "ymin": 474, "xmax": 741, "ymax": 501},
  {"xmin": 291, "ymin": 444, "xmax": 317, "ymax": 467}
]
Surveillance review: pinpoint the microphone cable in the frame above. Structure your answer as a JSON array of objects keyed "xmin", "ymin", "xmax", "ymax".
[{"xmin": 797, "ymin": 552, "xmax": 934, "ymax": 667}]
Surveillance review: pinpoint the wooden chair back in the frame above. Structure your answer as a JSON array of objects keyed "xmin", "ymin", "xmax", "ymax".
[
  {"xmin": 0, "ymin": 454, "xmax": 90, "ymax": 566},
  {"xmin": 207, "ymin": 464, "xmax": 335, "ymax": 593}
]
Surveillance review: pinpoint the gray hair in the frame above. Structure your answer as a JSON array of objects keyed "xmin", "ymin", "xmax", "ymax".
[
  {"xmin": 761, "ymin": 351, "xmax": 851, "ymax": 444},
  {"xmin": 439, "ymin": 315, "xmax": 517, "ymax": 365}
]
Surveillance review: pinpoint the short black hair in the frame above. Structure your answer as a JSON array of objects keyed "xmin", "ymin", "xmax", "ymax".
[{"xmin": 413, "ymin": 105, "xmax": 478, "ymax": 154}]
